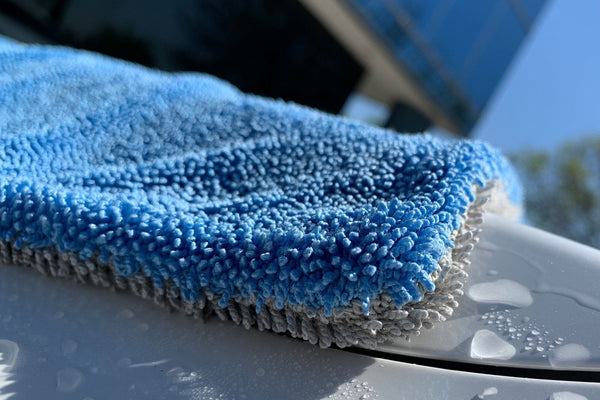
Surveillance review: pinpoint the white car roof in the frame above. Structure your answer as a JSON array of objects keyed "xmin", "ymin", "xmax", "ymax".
[{"xmin": 1, "ymin": 214, "xmax": 599, "ymax": 399}]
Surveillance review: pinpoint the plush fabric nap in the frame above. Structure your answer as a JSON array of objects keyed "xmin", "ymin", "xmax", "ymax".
[{"xmin": 0, "ymin": 37, "xmax": 521, "ymax": 347}]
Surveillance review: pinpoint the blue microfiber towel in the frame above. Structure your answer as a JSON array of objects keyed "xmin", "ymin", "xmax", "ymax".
[{"xmin": 0, "ymin": 37, "xmax": 521, "ymax": 348}]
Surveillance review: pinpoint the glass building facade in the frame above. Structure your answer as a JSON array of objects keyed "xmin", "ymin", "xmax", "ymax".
[{"xmin": 344, "ymin": 0, "xmax": 547, "ymax": 133}]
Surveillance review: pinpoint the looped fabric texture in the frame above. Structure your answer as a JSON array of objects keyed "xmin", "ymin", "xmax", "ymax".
[{"xmin": 0, "ymin": 37, "xmax": 521, "ymax": 347}]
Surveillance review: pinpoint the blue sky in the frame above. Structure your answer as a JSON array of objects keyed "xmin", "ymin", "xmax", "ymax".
[{"xmin": 472, "ymin": 0, "xmax": 600, "ymax": 153}]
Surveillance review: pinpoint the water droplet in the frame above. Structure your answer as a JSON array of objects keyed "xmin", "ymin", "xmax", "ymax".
[
  {"xmin": 167, "ymin": 367, "xmax": 185, "ymax": 376},
  {"xmin": 470, "ymin": 330, "xmax": 516, "ymax": 360},
  {"xmin": 531, "ymin": 329, "xmax": 540, "ymax": 336},
  {"xmin": 477, "ymin": 386, "xmax": 499, "ymax": 398},
  {"xmin": 62, "ymin": 339, "xmax": 78, "ymax": 355},
  {"xmin": 117, "ymin": 309, "xmax": 134, "ymax": 319},
  {"xmin": 468, "ymin": 280, "xmax": 533, "ymax": 307},
  {"xmin": 549, "ymin": 392, "xmax": 588, "ymax": 400},
  {"xmin": 256, "ymin": 368, "xmax": 265, "ymax": 377},
  {"xmin": 549, "ymin": 343, "xmax": 591, "ymax": 368},
  {"xmin": 56, "ymin": 367, "xmax": 83, "ymax": 392}
]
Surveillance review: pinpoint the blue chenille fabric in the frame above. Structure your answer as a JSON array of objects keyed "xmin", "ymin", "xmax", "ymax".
[{"xmin": 0, "ymin": 38, "xmax": 521, "ymax": 316}]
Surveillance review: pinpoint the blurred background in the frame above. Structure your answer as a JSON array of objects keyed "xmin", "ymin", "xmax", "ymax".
[{"xmin": 1, "ymin": 0, "xmax": 598, "ymax": 248}]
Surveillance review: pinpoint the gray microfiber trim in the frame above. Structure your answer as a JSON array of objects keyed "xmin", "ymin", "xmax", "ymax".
[{"xmin": 0, "ymin": 184, "xmax": 507, "ymax": 348}]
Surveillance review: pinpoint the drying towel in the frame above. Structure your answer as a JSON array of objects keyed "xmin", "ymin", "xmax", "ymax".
[{"xmin": 0, "ymin": 37, "xmax": 521, "ymax": 348}]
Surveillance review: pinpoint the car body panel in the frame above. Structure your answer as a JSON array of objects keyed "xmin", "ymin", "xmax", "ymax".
[
  {"xmin": 381, "ymin": 214, "xmax": 600, "ymax": 371},
  {"xmin": 0, "ymin": 215, "xmax": 599, "ymax": 399}
]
